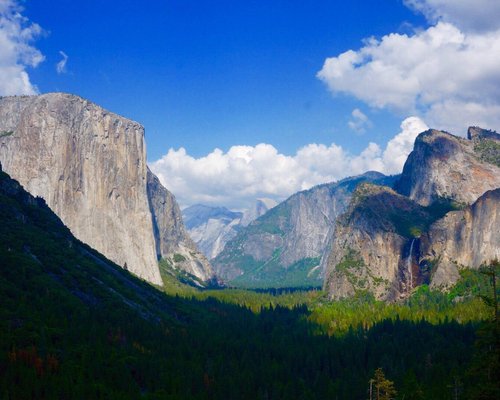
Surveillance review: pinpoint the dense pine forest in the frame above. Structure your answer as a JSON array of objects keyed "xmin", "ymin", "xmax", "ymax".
[{"xmin": 1, "ymin": 169, "xmax": 499, "ymax": 399}]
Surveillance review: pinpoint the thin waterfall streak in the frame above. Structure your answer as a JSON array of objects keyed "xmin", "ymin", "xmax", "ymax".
[{"xmin": 407, "ymin": 239, "xmax": 415, "ymax": 295}]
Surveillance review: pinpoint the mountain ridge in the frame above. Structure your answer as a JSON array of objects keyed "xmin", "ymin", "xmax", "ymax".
[{"xmin": 214, "ymin": 171, "xmax": 398, "ymax": 288}]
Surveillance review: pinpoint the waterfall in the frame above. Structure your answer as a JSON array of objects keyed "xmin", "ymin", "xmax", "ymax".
[{"xmin": 407, "ymin": 238, "xmax": 415, "ymax": 295}]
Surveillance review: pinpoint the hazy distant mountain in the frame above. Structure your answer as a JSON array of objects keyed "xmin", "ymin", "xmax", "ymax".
[
  {"xmin": 240, "ymin": 198, "xmax": 278, "ymax": 227},
  {"xmin": 183, "ymin": 199, "xmax": 277, "ymax": 259}
]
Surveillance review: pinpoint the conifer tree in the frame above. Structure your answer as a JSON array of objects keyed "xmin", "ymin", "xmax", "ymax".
[{"xmin": 370, "ymin": 368, "xmax": 397, "ymax": 400}]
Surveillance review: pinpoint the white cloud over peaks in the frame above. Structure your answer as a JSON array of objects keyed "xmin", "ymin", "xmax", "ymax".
[
  {"xmin": 348, "ymin": 108, "xmax": 372, "ymax": 134},
  {"xmin": 317, "ymin": 21, "xmax": 500, "ymax": 135},
  {"xmin": 149, "ymin": 117, "xmax": 427, "ymax": 209},
  {"xmin": 404, "ymin": 0, "xmax": 500, "ymax": 32},
  {"xmin": 0, "ymin": 0, "xmax": 44, "ymax": 95},
  {"xmin": 56, "ymin": 51, "xmax": 68, "ymax": 74},
  {"xmin": 381, "ymin": 116, "xmax": 428, "ymax": 173}
]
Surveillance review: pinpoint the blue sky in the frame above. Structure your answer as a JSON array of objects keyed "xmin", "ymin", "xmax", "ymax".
[
  {"xmin": 2, "ymin": 0, "xmax": 500, "ymax": 208},
  {"xmin": 22, "ymin": 0, "xmax": 426, "ymax": 158}
]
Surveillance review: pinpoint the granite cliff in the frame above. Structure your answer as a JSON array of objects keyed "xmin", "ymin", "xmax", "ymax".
[
  {"xmin": 0, "ymin": 93, "xmax": 213, "ymax": 285},
  {"xmin": 420, "ymin": 188, "xmax": 500, "ymax": 289},
  {"xmin": 395, "ymin": 127, "xmax": 500, "ymax": 205},
  {"xmin": 324, "ymin": 183, "xmax": 452, "ymax": 300},
  {"xmin": 325, "ymin": 128, "xmax": 500, "ymax": 300}
]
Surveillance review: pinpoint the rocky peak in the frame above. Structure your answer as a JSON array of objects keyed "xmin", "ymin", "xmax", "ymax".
[
  {"xmin": 326, "ymin": 126, "xmax": 499, "ymax": 301},
  {"xmin": 182, "ymin": 205, "xmax": 242, "ymax": 230},
  {"xmin": 467, "ymin": 126, "xmax": 500, "ymax": 142},
  {"xmin": 395, "ymin": 127, "xmax": 500, "ymax": 206},
  {"xmin": 182, "ymin": 199, "xmax": 276, "ymax": 261},
  {"xmin": 240, "ymin": 198, "xmax": 277, "ymax": 227}
]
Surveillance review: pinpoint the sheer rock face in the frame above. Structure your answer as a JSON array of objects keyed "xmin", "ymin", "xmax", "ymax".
[
  {"xmin": 0, "ymin": 93, "xmax": 212, "ymax": 286},
  {"xmin": 395, "ymin": 128, "xmax": 500, "ymax": 206},
  {"xmin": 0, "ymin": 93, "xmax": 161, "ymax": 284},
  {"xmin": 325, "ymin": 187, "xmax": 500, "ymax": 301},
  {"xmin": 214, "ymin": 172, "xmax": 396, "ymax": 287},
  {"xmin": 326, "ymin": 127, "xmax": 500, "ymax": 301},
  {"xmin": 147, "ymin": 169, "xmax": 215, "ymax": 281},
  {"xmin": 420, "ymin": 189, "xmax": 500, "ymax": 289},
  {"xmin": 324, "ymin": 184, "xmax": 429, "ymax": 301}
]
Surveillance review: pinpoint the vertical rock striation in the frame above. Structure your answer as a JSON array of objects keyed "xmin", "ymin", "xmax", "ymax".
[
  {"xmin": 0, "ymin": 93, "xmax": 214, "ymax": 286},
  {"xmin": 0, "ymin": 93, "xmax": 162, "ymax": 284},
  {"xmin": 420, "ymin": 188, "xmax": 500, "ymax": 289}
]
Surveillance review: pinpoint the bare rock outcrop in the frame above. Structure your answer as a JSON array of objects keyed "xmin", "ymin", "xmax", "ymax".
[
  {"xmin": 326, "ymin": 127, "xmax": 499, "ymax": 301},
  {"xmin": 420, "ymin": 188, "xmax": 500, "ymax": 289},
  {"xmin": 182, "ymin": 199, "xmax": 275, "ymax": 260},
  {"xmin": 395, "ymin": 128, "xmax": 500, "ymax": 206},
  {"xmin": 0, "ymin": 93, "xmax": 214, "ymax": 286},
  {"xmin": 324, "ymin": 183, "xmax": 431, "ymax": 301}
]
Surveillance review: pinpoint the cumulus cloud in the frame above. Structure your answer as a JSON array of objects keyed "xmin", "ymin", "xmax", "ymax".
[
  {"xmin": 150, "ymin": 117, "xmax": 427, "ymax": 209},
  {"xmin": 56, "ymin": 50, "xmax": 68, "ymax": 74},
  {"xmin": 317, "ymin": 2, "xmax": 500, "ymax": 135},
  {"xmin": 0, "ymin": 0, "xmax": 44, "ymax": 95},
  {"xmin": 404, "ymin": 0, "xmax": 500, "ymax": 32},
  {"xmin": 348, "ymin": 108, "xmax": 372, "ymax": 134},
  {"xmin": 381, "ymin": 116, "xmax": 428, "ymax": 173}
]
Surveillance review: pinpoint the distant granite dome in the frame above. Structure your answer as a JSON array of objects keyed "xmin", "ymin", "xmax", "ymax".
[
  {"xmin": 183, "ymin": 205, "xmax": 243, "ymax": 231},
  {"xmin": 182, "ymin": 199, "xmax": 276, "ymax": 260}
]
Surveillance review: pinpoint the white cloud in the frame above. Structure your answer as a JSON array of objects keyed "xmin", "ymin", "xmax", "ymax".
[
  {"xmin": 0, "ymin": 0, "xmax": 44, "ymax": 95},
  {"xmin": 317, "ymin": 21, "xmax": 500, "ymax": 135},
  {"xmin": 381, "ymin": 116, "xmax": 428, "ymax": 173},
  {"xmin": 348, "ymin": 108, "xmax": 372, "ymax": 134},
  {"xmin": 56, "ymin": 50, "xmax": 68, "ymax": 74},
  {"xmin": 404, "ymin": 0, "xmax": 500, "ymax": 32},
  {"xmin": 149, "ymin": 117, "xmax": 427, "ymax": 209}
]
